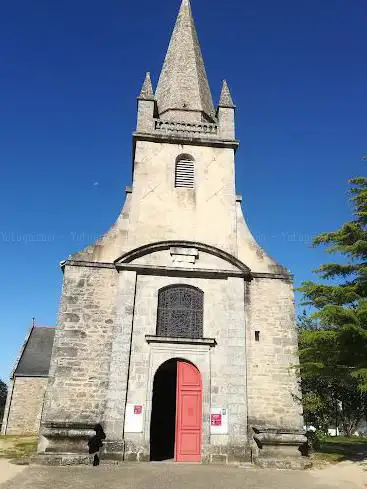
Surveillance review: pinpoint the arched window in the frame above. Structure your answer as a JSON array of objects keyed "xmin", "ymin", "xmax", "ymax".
[
  {"xmin": 175, "ymin": 154, "xmax": 195, "ymax": 188},
  {"xmin": 157, "ymin": 285, "xmax": 203, "ymax": 338}
]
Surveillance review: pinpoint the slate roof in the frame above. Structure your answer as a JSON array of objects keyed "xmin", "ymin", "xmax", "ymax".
[
  {"xmin": 155, "ymin": 0, "xmax": 216, "ymax": 122},
  {"xmin": 14, "ymin": 327, "xmax": 55, "ymax": 377}
]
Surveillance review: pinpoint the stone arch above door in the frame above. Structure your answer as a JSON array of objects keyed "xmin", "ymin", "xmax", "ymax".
[{"xmin": 114, "ymin": 240, "xmax": 251, "ymax": 277}]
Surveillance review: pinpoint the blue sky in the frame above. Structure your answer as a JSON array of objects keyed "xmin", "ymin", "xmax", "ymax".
[{"xmin": 0, "ymin": 0, "xmax": 366, "ymax": 380}]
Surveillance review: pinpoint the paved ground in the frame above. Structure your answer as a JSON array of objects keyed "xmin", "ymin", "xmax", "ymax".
[
  {"xmin": 0, "ymin": 460, "xmax": 26, "ymax": 486},
  {"xmin": 1, "ymin": 461, "xmax": 367, "ymax": 489}
]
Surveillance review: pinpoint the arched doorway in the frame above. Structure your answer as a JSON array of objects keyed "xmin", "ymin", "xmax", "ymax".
[
  {"xmin": 150, "ymin": 359, "xmax": 177, "ymax": 461},
  {"xmin": 150, "ymin": 359, "xmax": 202, "ymax": 462}
]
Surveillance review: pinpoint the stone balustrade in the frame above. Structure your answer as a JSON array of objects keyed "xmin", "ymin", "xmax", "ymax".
[{"xmin": 154, "ymin": 119, "xmax": 218, "ymax": 138}]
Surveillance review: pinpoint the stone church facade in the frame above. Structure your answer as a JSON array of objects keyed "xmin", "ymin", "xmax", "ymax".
[{"xmin": 36, "ymin": 0, "xmax": 306, "ymax": 467}]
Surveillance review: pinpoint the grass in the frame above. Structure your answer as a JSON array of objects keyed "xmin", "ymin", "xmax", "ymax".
[
  {"xmin": 313, "ymin": 436, "xmax": 367, "ymax": 465},
  {"xmin": 0, "ymin": 435, "xmax": 38, "ymax": 462}
]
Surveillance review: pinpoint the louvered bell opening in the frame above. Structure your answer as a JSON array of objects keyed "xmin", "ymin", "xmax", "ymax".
[{"xmin": 175, "ymin": 159, "xmax": 194, "ymax": 188}]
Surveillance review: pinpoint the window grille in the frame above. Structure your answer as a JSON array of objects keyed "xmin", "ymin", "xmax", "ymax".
[
  {"xmin": 157, "ymin": 285, "xmax": 203, "ymax": 338},
  {"xmin": 175, "ymin": 158, "xmax": 194, "ymax": 188}
]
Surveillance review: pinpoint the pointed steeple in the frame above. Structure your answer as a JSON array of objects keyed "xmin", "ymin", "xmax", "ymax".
[
  {"xmin": 138, "ymin": 72, "xmax": 154, "ymax": 100},
  {"xmin": 219, "ymin": 80, "xmax": 235, "ymax": 108},
  {"xmin": 156, "ymin": 0, "xmax": 216, "ymax": 123}
]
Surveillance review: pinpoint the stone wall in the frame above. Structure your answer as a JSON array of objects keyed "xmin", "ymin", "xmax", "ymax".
[
  {"xmin": 41, "ymin": 264, "xmax": 118, "ymax": 427},
  {"xmin": 5, "ymin": 377, "xmax": 48, "ymax": 435},
  {"xmin": 123, "ymin": 271, "xmax": 248, "ymax": 461},
  {"xmin": 245, "ymin": 277, "xmax": 303, "ymax": 431},
  {"xmin": 127, "ymin": 141, "xmax": 237, "ymax": 256}
]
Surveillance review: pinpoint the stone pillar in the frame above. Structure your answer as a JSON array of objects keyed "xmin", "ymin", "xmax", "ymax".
[
  {"xmin": 217, "ymin": 106, "xmax": 235, "ymax": 140},
  {"xmin": 136, "ymin": 98, "xmax": 155, "ymax": 133},
  {"xmin": 103, "ymin": 270, "xmax": 137, "ymax": 460}
]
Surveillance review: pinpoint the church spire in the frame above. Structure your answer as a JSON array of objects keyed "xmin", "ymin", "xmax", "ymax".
[{"xmin": 155, "ymin": 0, "xmax": 216, "ymax": 123}]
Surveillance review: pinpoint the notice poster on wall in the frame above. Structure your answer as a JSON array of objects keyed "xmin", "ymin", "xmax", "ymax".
[
  {"xmin": 124, "ymin": 403, "xmax": 144, "ymax": 433},
  {"xmin": 211, "ymin": 413, "xmax": 222, "ymax": 426},
  {"xmin": 134, "ymin": 405, "xmax": 142, "ymax": 415},
  {"xmin": 210, "ymin": 407, "xmax": 228, "ymax": 434}
]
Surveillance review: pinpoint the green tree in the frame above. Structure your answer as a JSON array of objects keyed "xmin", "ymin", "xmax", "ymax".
[
  {"xmin": 298, "ymin": 177, "xmax": 367, "ymax": 436},
  {"xmin": 299, "ymin": 177, "xmax": 367, "ymax": 388},
  {"xmin": 298, "ymin": 313, "xmax": 367, "ymax": 436},
  {"xmin": 297, "ymin": 312, "xmax": 333, "ymax": 431},
  {"xmin": 0, "ymin": 379, "xmax": 7, "ymax": 422}
]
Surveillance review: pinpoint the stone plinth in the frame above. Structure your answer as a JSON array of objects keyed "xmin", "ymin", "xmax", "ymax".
[
  {"xmin": 35, "ymin": 423, "xmax": 126, "ymax": 466},
  {"xmin": 252, "ymin": 427, "xmax": 311, "ymax": 469},
  {"xmin": 36, "ymin": 422, "xmax": 94, "ymax": 464}
]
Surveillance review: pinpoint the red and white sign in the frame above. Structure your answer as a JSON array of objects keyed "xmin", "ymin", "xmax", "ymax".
[
  {"xmin": 125, "ymin": 404, "xmax": 144, "ymax": 433},
  {"xmin": 211, "ymin": 413, "xmax": 222, "ymax": 426},
  {"xmin": 210, "ymin": 408, "xmax": 228, "ymax": 434}
]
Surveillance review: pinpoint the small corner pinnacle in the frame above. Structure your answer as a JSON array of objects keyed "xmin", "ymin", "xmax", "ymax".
[
  {"xmin": 138, "ymin": 72, "xmax": 155, "ymax": 100},
  {"xmin": 180, "ymin": 0, "xmax": 191, "ymax": 9},
  {"xmin": 219, "ymin": 80, "xmax": 235, "ymax": 108}
]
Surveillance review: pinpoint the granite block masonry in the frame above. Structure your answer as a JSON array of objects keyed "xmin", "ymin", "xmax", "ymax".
[{"xmin": 34, "ymin": 0, "xmax": 307, "ymax": 468}]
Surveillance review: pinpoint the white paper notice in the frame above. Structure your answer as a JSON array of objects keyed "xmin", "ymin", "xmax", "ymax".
[
  {"xmin": 124, "ymin": 403, "xmax": 144, "ymax": 433},
  {"xmin": 210, "ymin": 407, "xmax": 228, "ymax": 434}
]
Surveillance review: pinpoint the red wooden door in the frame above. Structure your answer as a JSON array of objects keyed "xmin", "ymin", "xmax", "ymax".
[{"xmin": 175, "ymin": 361, "xmax": 202, "ymax": 462}]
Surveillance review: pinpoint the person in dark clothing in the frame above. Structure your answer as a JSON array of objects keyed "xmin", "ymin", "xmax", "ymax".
[{"xmin": 88, "ymin": 424, "xmax": 106, "ymax": 466}]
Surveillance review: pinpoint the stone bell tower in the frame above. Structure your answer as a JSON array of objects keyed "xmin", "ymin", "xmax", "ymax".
[{"xmin": 37, "ymin": 0, "xmax": 307, "ymax": 468}]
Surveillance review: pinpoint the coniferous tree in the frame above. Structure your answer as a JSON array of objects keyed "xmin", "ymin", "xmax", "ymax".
[
  {"xmin": 299, "ymin": 177, "xmax": 367, "ymax": 386},
  {"xmin": 299, "ymin": 177, "xmax": 367, "ymax": 435}
]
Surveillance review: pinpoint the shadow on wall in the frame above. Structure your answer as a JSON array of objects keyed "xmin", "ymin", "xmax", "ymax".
[{"xmin": 88, "ymin": 424, "xmax": 106, "ymax": 466}]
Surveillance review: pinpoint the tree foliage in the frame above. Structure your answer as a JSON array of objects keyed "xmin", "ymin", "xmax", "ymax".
[
  {"xmin": 298, "ymin": 310, "xmax": 367, "ymax": 436},
  {"xmin": 299, "ymin": 177, "xmax": 367, "ymax": 387},
  {"xmin": 298, "ymin": 177, "xmax": 367, "ymax": 435},
  {"xmin": 0, "ymin": 379, "xmax": 7, "ymax": 421}
]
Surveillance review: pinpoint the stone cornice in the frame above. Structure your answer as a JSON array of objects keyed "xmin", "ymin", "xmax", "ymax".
[
  {"xmin": 145, "ymin": 335, "xmax": 217, "ymax": 347},
  {"xmin": 63, "ymin": 259, "xmax": 248, "ymax": 279},
  {"xmin": 115, "ymin": 262, "xmax": 248, "ymax": 279},
  {"xmin": 61, "ymin": 259, "xmax": 292, "ymax": 281},
  {"xmin": 60, "ymin": 254, "xmax": 294, "ymax": 283},
  {"xmin": 61, "ymin": 260, "xmax": 115, "ymax": 270},
  {"xmin": 14, "ymin": 374, "xmax": 49, "ymax": 379},
  {"xmin": 133, "ymin": 132, "xmax": 239, "ymax": 151},
  {"xmin": 252, "ymin": 272, "xmax": 293, "ymax": 281}
]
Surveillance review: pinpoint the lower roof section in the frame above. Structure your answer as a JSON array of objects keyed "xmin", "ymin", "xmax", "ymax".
[{"xmin": 14, "ymin": 326, "xmax": 55, "ymax": 378}]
